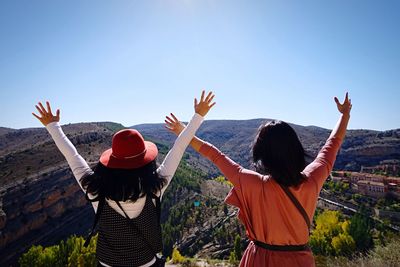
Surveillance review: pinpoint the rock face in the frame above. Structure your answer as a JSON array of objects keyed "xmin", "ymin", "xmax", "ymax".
[
  {"xmin": 0, "ymin": 167, "xmax": 92, "ymax": 264},
  {"xmin": 0, "ymin": 122, "xmax": 122, "ymax": 266}
]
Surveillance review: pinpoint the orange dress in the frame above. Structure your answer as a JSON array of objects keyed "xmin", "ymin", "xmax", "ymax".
[{"xmin": 198, "ymin": 137, "xmax": 343, "ymax": 267}]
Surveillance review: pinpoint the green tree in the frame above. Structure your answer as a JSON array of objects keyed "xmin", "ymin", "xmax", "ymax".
[
  {"xmin": 19, "ymin": 235, "xmax": 97, "ymax": 267},
  {"xmin": 19, "ymin": 245, "xmax": 44, "ymax": 267},
  {"xmin": 310, "ymin": 229, "xmax": 333, "ymax": 255},
  {"xmin": 233, "ymin": 235, "xmax": 242, "ymax": 261},
  {"xmin": 310, "ymin": 210, "xmax": 356, "ymax": 256},
  {"xmin": 229, "ymin": 251, "xmax": 238, "ymax": 265},
  {"xmin": 331, "ymin": 233, "xmax": 356, "ymax": 256},
  {"xmin": 349, "ymin": 212, "xmax": 373, "ymax": 252},
  {"xmin": 67, "ymin": 236, "xmax": 97, "ymax": 267}
]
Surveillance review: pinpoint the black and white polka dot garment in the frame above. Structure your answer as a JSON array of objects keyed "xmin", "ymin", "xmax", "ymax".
[{"xmin": 96, "ymin": 195, "xmax": 162, "ymax": 267}]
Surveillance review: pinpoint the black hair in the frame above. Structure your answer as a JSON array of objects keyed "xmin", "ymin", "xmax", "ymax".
[
  {"xmin": 252, "ymin": 120, "xmax": 307, "ymax": 187},
  {"xmin": 80, "ymin": 160, "xmax": 167, "ymax": 202}
]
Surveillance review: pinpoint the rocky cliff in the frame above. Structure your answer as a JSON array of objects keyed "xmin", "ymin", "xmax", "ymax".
[
  {"xmin": 0, "ymin": 167, "xmax": 93, "ymax": 265},
  {"xmin": 0, "ymin": 122, "xmax": 123, "ymax": 266}
]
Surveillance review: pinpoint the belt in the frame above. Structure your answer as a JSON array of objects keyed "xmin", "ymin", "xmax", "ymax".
[{"xmin": 253, "ymin": 240, "xmax": 310, "ymax": 252}]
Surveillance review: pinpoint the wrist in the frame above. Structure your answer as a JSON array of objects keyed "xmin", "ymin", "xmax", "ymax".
[
  {"xmin": 46, "ymin": 121, "xmax": 60, "ymax": 129},
  {"xmin": 195, "ymin": 111, "xmax": 206, "ymax": 117},
  {"xmin": 341, "ymin": 113, "xmax": 350, "ymax": 120}
]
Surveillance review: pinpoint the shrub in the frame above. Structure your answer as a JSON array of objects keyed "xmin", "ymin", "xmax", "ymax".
[
  {"xmin": 19, "ymin": 235, "xmax": 97, "ymax": 267},
  {"xmin": 171, "ymin": 247, "xmax": 186, "ymax": 263},
  {"xmin": 317, "ymin": 236, "xmax": 400, "ymax": 267},
  {"xmin": 310, "ymin": 210, "xmax": 356, "ymax": 256}
]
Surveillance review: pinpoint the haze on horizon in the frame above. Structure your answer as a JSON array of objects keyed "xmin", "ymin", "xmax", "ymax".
[{"xmin": 1, "ymin": 0, "xmax": 399, "ymax": 131}]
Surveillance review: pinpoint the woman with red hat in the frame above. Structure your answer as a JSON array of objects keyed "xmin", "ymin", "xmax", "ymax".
[{"xmin": 33, "ymin": 91, "xmax": 215, "ymax": 267}]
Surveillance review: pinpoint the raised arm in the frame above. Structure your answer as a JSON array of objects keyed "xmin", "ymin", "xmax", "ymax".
[
  {"xmin": 331, "ymin": 92, "xmax": 352, "ymax": 140},
  {"xmin": 303, "ymin": 93, "xmax": 352, "ymax": 190},
  {"xmin": 157, "ymin": 91, "xmax": 216, "ymax": 196},
  {"xmin": 165, "ymin": 113, "xmax": 204, "ymax": 152},
  {"xmin": 32, "ymin": 102, "xmax": 92, "ymax": 186},
  {"xmin": 165, "ymin": 114, "xmax": 244, "ymax": 186}
]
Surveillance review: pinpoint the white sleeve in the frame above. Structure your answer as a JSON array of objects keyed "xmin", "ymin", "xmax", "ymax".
[
  {"xmin": 157, "ymin": 113, "xmax": 204, "ymax": 198},
  {"xmin": 46, "ymin": 122, "xmax": 93, "ymax": 191}
]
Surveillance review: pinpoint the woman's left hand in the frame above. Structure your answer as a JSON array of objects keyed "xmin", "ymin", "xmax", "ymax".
[
  {"xmin": 165, "ymin": 113, "xmax": 185, "ymax": 136},
  {"xmin": 32, "ymin": 101, "xmax": 60, "ymax": 126}
]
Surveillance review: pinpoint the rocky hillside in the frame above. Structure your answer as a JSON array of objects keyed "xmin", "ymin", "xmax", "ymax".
[
  {"xmin": 1, "ymin": 119, "xmax": 399, "ymax": 266},
  {"xmin": 0, "ymin": 122, "xmax": 123, "ymax": 266}
]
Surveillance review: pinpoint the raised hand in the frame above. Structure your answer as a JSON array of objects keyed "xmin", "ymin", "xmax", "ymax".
[
  {"xmin": 334, "ymin": 92, "xmax": 352, "ymax": 115},
  {"xmin": 165, "ymin": 113, "xmax": 185, "ymax": 136},
  {"xmin": 32, "ymin": 101, "xmax": 60, "ymax": 126},
  {"xmin": 165, "ymin": 90, "xmax": 216, "ymax": 136},
  {"xmin": 194, "ymin": 90, "xmax": 216, "ymax": 117}
]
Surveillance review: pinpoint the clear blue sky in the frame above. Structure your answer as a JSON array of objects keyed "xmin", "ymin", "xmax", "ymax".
[{"xmin": 1, "ymin": 0, "xmax": 399, "ymax": 130}]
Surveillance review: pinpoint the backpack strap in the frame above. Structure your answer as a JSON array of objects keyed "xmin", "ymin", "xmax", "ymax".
[
  {"xmin": 115, "ymin": 193, "xmax": 164, "ymax": 260},
  {"xmin": 84, "ymin": 195, "xmax": 105, "ymax": 247},
  {"xmin": 150, "ymin": 192, "xmax": 161, "ymax": 222},
  {"xmin": 278, "ymin": 184, "xmax": 311, "ymax": 234},
  {"xmin": 115, "ymin": 200, "xmax": 130, "ymax": 218}
]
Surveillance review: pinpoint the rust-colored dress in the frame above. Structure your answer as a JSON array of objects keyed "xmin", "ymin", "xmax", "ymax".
[{"xmin": 198, "ymin": 137, "xmax": 343, "ymax": 267}]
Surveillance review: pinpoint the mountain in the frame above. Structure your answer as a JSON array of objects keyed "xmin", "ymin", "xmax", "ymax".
[
  {"xmin": 133, "ymin": 119, "xmax": 400, "ymax": 176},
  {"xmin": 0, "ymin": 127, "xmax": 14, "ymax": 137},
  {"xmin": 0, "ymin": 119, "xmax": 399, "ymax": 265}
]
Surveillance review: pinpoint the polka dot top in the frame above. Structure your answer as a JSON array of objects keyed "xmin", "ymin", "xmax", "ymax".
[{"xmin": 96, "ymin": 195, "xmax": 162, "ymax": 266}]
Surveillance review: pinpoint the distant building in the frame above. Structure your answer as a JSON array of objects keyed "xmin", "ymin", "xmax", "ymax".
[
  {"xmin": 386, "ymin": 177, "xmax": 400, "ymax": 186},
  {"xmin": 330, "ymin": 171, "xmax": 399, "ymax": 199},
  {"xmin": 387, "ymin": 183, "xmax": 400, "ymax": 199},
  {"xmin": 349, "ymin": 173, "xmax": 385, "ymax": 184},
  {"xmin": 388, "ymin": 183, "xmax": 398, "ymax": 191},
  {"xmin": 355, "ymin": 180, "xmax": 386, "ymax": 198},
  {"xmin": 361, "ymin": 160, "xmax": 400, "ymax": 176}
]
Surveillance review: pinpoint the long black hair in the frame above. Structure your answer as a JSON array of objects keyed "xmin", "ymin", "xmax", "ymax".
[
  {"xmin": 80, "ymin": 160, "xmax": 167, "ymax": 202},
  {"xmin": 252, "ymin": 120, "xmax": 307, "ymax": 187}
]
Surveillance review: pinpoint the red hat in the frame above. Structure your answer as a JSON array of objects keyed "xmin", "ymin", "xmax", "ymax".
[{"xmin": 100, "ymin": 129, "xmax": 158, "ymax": 169}]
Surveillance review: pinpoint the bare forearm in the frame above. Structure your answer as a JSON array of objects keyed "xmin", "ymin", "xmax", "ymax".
[{"xmin": 329, "ymin": 113, "xmax": 350, "ymax": 140}]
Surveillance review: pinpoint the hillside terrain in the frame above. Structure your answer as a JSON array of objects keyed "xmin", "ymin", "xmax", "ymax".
[
  {"xmin": 134, "ymin": 119, "xmax": 400, "ymax": 176},
  {"xmin": 0, "ymin": 122, "xmax": 124, "ymax": 265},
  {"xmin": 0, "ymin": 119, "xmax": 399, "ymax": 266}
]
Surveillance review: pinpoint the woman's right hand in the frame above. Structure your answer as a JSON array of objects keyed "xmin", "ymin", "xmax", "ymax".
[
  {"xmin": 194, "ymin": 90, "xmax": 216, "ymax": 117},
  {"xmin": 334, "ymin": 92, "xmax": 352, "ymax": 116},
  {"xmin": 165, "ymin": 113, "xmax": 185, "ymax": 136},
  {"xmin": 32, "ymin": 101, "xmax": 60, "ymax": 126}
]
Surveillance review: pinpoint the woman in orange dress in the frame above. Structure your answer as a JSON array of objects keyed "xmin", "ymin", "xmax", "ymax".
[{"xmin": 165, "ymin": 93, "xmax": 352, "ymax": 266}]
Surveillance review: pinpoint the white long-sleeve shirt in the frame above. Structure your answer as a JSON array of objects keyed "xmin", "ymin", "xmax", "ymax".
[{"xmin": 46, "ymin": 113, "xmax": 203, "ymax": 267}]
